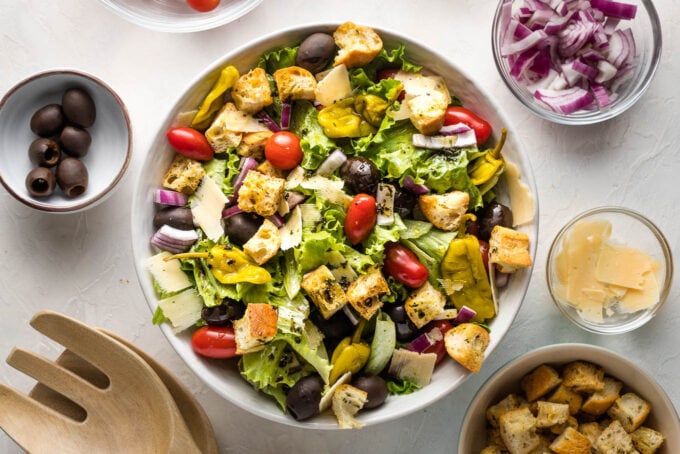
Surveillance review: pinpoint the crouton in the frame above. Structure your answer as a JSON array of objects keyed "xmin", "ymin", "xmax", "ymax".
[
  {"xmin": 548, "ymin": 384, "xmax": 583, "ymax": 415},
  {"xmin": 549, "ymin": 415, "xmax": 578, "ymax": 435},
  {"xmin": 243, "ymin": 219, "xmax": 281, "ymax": 265},
  {"xmin": 549, "ymin": 426, "xmax": 591, "ymax": 454},
  {"xmin": 480, "ymin": 446, "xmax": 503, "ymax": 454},
  {"xmin": 273, "ymin": 66, "xmax": 317, "ymax": 102},
  {"xmin": 231, "ymin": 67, "xmax": 273, "ymax": 114},
  {"xmin": 630, "ymin": 426, "xmax": 665, "ymax": 454},
  {"xmin": 331, "ymin": 384, "xmax": 368, "ymax": 429},
  {"xmin": 579, "ymin": 421, "xmax": 603, "ymax": 447},
  {"xmin": 204, "ymin": 102, "xmax": 243, "ymax": 153},
  {"xmin": 487, "ymin": 428, "xmax": 507, "ymax": 450},
  {"xmin": 233, "ymin": 303, "xmax": 278, "ymax": 354},
  {"xmin": 301, "ymin": 265, "xmax": 348, "ymax": 319},
  {"xmin": 596, "ymin": 420, "xmax": 638, "ymax": 453},
  {"xmin": 486, "ymin": 393, "xmax": 529, "ymax": 428},
  {"xmin": 581, "ymin": 376, "xmax": 623, "ymax": 416},
  {"xmin": 256, "ymin": 159, "xmax": 288, "ymax": 179},
  {"xmin": 418, "ymin": 190, "xmax": 470, "ymax": 232},
  {"xmin": 444, "ymin": 322, "xmax": 490, "ymax": 373},
  {"xmin": 407, "ymin": 88, "xmax": 449, "ymax": 135},
  {"xmin": 236, "ymin": 130, "xmax": 273, "ymax": 160},
  {"xmin": 333, "ymin": 22, "xmax": 383, "ymax": 68},
  {"xmin": 237, "ymin": 170, "xmax": 286, "ymax": 217},
  {"xmin": 498, "ymin": 407, "xmax": 541, "ymax": 454},
  {"xmin": 162, "ymin": 154, "xmax": 206, "ymax": 195},
  {"xmin": 535, "ymin": 401, "xmax": 570, "ymax": 429},
  {"xmin": 521, "ymin": 364, "xmax": 563, "ymax": 402},
  {"xmin": 403, "ymin": 280, "xmax": 446, "ymax": 328},
  {"xmin": 607, "ymin": 392, "xmax": 651, "ymax": 433},
  {"xmin": 488, "ymin": 226, "xmax": 532, "ymax": 273},
  {"xmin": 562, "ymin": 361, "xmax": 605, "ymax": 393},
  {"xmin": 345, "ymin": 268, "xmax": 390, "ymax": 320}
]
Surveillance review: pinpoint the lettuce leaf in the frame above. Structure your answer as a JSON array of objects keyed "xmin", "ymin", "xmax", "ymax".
[
  {"xmin": 289, "ymin": 100, "xmax": 339, "ymax": 170},
  {"xmin": 400, "ymin": 220, "xmax": 456, "ymax": 287},
  {"xmin": 348, "ymin": 44, "xmax": 422, "ymax": 87},
  {"xmin": 257, "ymin": 46, "xmax": 299, "ymax": 74}
]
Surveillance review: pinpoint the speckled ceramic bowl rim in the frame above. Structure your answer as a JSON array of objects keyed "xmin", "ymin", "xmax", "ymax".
[{"xmin": 0, "ymin": 68, "xmax": 133, "ymax": 213}]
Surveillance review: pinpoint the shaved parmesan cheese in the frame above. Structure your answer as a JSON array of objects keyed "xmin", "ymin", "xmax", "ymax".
[
  {"xmin": 157, "ymin": 288, "xmax": 203, "ymax": 333},
  {"xmin": 217, "ymin": 108, "xmax": 270, "ymax": 133},
  {"xmin": 280, "ymin": 205, "xmax": 302, "ymax": 251},
  {"xmin": 315, "ymin": 64, "xmax": 353, "ymax": 107},
  {"xmin": 191, "ymin": 176, "xmax": 228, "ymax": 241},
  {"xmin": 145, "ymin": 251, "xmax": 192, "ymax": 293},
  {"xmin": 504, "ymin": 161, "xmax": 536, "ymax": 227},
  {"xmin": 387, "ymin": 349, "xmax": 437, "ymax": 387}
]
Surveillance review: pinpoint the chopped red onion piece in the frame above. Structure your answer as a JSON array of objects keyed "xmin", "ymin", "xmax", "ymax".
[
  {"xmin": 154, "ymin": 189, "xmax": 188, "ymax": 207},
  {"xmin": 232, "ymin": 157, "xmax": 259, "ymax": 198},
  {"xmin": 280, "ymin": 101, "xmax": 292, "ymax": 130},
  {"xmin": 453, "ymin": 306, "xmax": 477, "ymax": 324},
  {"xmin": 315, "ymin": 149, "xmax": 347, "ymax": 177},
  {"xmin": 267, "ymin": 213, "xmax": 285, "ymax": 228},
  {"xmin": 591, "ymin": 83, "xmax": 612, "ymax": 107},
  {"xmin": 402, "ymin": 176, "xmax": 429, "ymax": 195},
  {"xmin": 151, "ymin": 225, "xmax": 198, "ymax": 253},
  {"xmin": 256, "ymin": 111, "xmax": 281, "ymax": 132},
  {"xmin": 222, "ymin": 205, "xmax": 243, "ymax": 219},
  {"xmin": 534, "ymin": 86, "xmax": 594, "ymax": 114},
  {"xmin": 412, "ymin": 130, "xmax": 477, "ymax": 149},
  {"xmin": 591, "ymin": 0, "xmax": 637, "ymax": 20},
  {"xmin": 284, "ymin": 191, "xmax": 307, "ymax": 210},
  {"xmin": 438, "ymin": 123, "xmax": 472, "ymax": 135},
  {"xmin": 405, "ymin": 327, "xmax": 443, "ymax": 354}
]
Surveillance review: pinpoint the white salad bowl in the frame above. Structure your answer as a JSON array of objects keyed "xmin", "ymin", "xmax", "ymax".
[{"xmin": 131, "ymin": 23, "xmax": 539, "ymax": 429}]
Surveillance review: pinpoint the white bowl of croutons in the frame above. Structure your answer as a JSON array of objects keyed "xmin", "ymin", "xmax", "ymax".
[{"xmin": 459, "ymin": 343, "xmax": 680, "ymax": 453}]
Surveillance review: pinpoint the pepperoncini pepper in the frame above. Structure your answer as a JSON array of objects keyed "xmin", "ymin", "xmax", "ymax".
[
  {"xmin": 317, "ymin": 95, "xmax": 389, "ymax": 138},
  {"xmin": 166, "ymin": 245, "xmax": 271, "ymax": 285},
  {"xmin": 191, "ymin": 65, "xmax": 240, "ymax": 131},
  {"xmin": 468, "ymin": 127, "xmax": 507, "ymax": 193},
  {"xmin": 329, "ymin": 319, "xmax": 371, "ymax": 384},
  {"xmin": 440, "ymin": 234, "xmax": 495, "ymax": 322}
]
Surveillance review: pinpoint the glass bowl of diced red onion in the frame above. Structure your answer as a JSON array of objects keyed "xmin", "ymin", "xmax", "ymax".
[{"xmin": 491, "ymin": 0, "xmax": 661, "ymax": 125}]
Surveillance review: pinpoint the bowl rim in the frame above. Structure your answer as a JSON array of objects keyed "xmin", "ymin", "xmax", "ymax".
[
  {"xmin": 545, "ymin": 206, "xmax": 673, "ymax": 334},
  {"xmin": 490, "ymin": 0, "xmax": 663, "ymax": 125},
  {"xmin": 0, "ymin": 68, "xmax": 133, "ymax": 213},
  {"xmin": 131, "ymin": 21, "xmax": 540, "ymax": 429},
  {"xmin": 458, "ymin": 342, "xmax": 680, "ymax": 453}
]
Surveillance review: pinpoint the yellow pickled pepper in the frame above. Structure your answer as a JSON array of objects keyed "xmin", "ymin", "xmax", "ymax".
[
  {"xmin": 191, "ymin": 65, "xmax": 240, "ymax": 131},
  {"xmin": 469, "ymin": 127, "xmax": 508, "ymax": 191},
  {"xmin": 166, "ymin": 245, "xmax": 271, "ymax": 285},
  {"xmin": 329, "ymin": 319, "xmax": 370, "ymax": 384}
]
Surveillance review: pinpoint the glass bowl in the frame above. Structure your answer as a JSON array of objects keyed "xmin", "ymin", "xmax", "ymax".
[
  {"xmin": 491, "ymin": 0, "xmax": 662, "ymax": 125},
  {"xmin": 97, "ymin": 0, "xmax": 263, "ymax": 33},
  {"xmin": 546, "ymin": 207, "xmax": 672, "ymax": 334}
]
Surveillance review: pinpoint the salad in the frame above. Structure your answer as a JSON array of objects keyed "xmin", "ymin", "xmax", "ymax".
[{"xmin": 146, "ymin": 22, "xmax": 533, "ymax": 428}]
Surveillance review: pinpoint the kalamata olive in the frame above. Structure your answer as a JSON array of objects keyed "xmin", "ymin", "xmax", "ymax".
[
  {"xmin": 62, "ymin": 87, "xmax": 96, "ymax": 128},
  {"xmin": 60, "ymin": 125, "xmax": 92, "ymax": 158},
  {"xmin": 224, "ymin": 212, "xmax": 263, "ymax": 246},
  {"xmin": 25, "ymin": 167, "xmax": 56, "ymax": 197},
  {"xmin": 296, "ymin": 33, "xmax": 336, "ymax": 74},
  {"xmin": 30, "ymin": 104, "xmax": 65, "ymax": 137},
  {"xmin": 153, "ymin": 206, "xmax": 195, "ymax": 230},
  {"xmin": 352, "ymin": 375, "xmax": 388, "ymax": 409},
  {"xmin": 478, "ymin": 202, "xmax": 513, "ymax": 240},
  {"xmin": 56, "ymin": 157, "xmax": 88, "ymax": 198},
  {"xmin": 28, "ymin": 138, "xmax": 61, "ymax": 168},
  {"xmin": 339, "ymin": 156, "xmax": 381, "ymax": 195},
  {"xmin": 201, "ymin": 298, "xmax": 245, "ymax": 326},
  {"xmin": 393, "ymin": 187, "xmax": 417, "ymax": 218},
  {"xmin": 383, "ymin": 304, "xmax": 419, "ymax": 342},
  {"xmin": 286, "ymin": 375, "xmax": 324, "ymax": 421},
  {"xmin": 310, "ymin": 310, "xmax": 353, "ymax": 340}
]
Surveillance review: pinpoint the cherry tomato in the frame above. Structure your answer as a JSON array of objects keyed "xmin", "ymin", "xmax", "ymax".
[
  {"xmin": 479, "ymin": 239, "xmax": 490, "ymax": 273},
  {"xmin": 444, "ymin": 106, "xmax": 492, "ymax": 145},
  {"xmin": 264, "ymin": 131, "xmax": 303, "ymax": 170},
  {"xmin": 186, "ymin": 0, "xmax": 220, "ymax": 12},
  {"xmin": 344, "ymin": 194, "xmax": 377, "ymax": 245},
  {"xmin": 191, "ymin": 326, "xmax": 238, "ymax": 359},
  {"xmin": 422, "ymin": 320, "xmax": 454, "ymax": 364},
  {"xmin": 383, "ymin": 242, "xmax": 428, "ymax": 288},
  {"xmin": 166, "ymin": 127, "xmax": 214, "ymax": 161}
]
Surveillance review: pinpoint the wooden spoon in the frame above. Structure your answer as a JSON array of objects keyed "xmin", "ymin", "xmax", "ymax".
[{"xmin": 0, "ymin": 310, "xmax": 201, "ymax": 453}]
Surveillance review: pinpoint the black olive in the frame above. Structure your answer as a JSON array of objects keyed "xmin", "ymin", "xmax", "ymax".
[
  {"xmin": 60, "ymin": 125, "xmax": 92, "ymax": 158},
  {"xmin": 339, "ymin": 157, "xmax": 381, "ymax": 195},
  {"xmin": 296, "ymin": 33, "xmax": 336, "ymax": 74},
  {"xmin": 352, "ymin": 375, "xmax": 388, "ymax": 409},
  {"xmin": 56, "ymin": 157, "xmax": 88, "ymax": 198},
  {"xmin": 201, "ymin": 299, "xmax": 246, "ymax": 326},
  {"xmin": 310, "ymin": 310, "xmax": 353, "ymax": 340},
  {"xmin": 30, "ymin": 104, "xmax": 65, "ymax": 137},
  {"xmin": 393, "ymin": 187, "xmax": 417, "ymax": 218},
  {"xmin": 62, "ymin": 87, "xmax": 96, "ymax": 128},
  {"xmin": 153, "ymin": 206, "xmax": 195, "ymax": 230},
  {"xmin": 383, "ymin": 304, "xmax": 418, "ymax": 342},
  {"xmin": 478, "ymin": 202, "xmax": 513, "ymax": 240},
  {"xmin": 286, "ymin": 375, "xmax": 323, "ymax": 421},
  {"xmin": 28, "ymin": 138, "xmax": 61, "ymax": 168},
  {"xmin": 224, "ymin": 212, "xmax": 263, "ymax": 246},
  {"xmin": 25, "ymin": 167, "xmax": 56, "ymax": 197}
]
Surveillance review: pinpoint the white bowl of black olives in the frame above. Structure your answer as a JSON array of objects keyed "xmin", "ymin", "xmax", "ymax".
[{"xmin": 0, "ymin": 69, "xmax": 132, "ymax": 213}]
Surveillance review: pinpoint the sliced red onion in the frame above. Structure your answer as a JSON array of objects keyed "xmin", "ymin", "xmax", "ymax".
[
  {"xmin": 412, "ymin": 129, "xmax": 477, "ymax": 149},
  {"xmin": 535, "ymin": 86, "xmax": 594, "ymax": 114},
  {"xmin": 402, "ymin": 176, "xmax": 429, "ymax": 195},
  {"xmin": 280, "ymin": 101, "xmax": 292, "ymax": 130},
  {"xmin": 438, "ymin": 122, "xmax": 472, "ymax": 136},
  {"xmin": 591, "ymin": 0, "xmax": 637, "ymax": 20},
  {"xmin": 342, "ymin": 305, "xmax": 359, "ymax": 326},
  {"xmin": 151, "ymin": 225, "xmax": 198, "ymax": 253},
  {"xmin": 591, "ymin": 83, "xmax": 612, "ymax": 107},
  {"xmin": 256, "ymin": 111, "xmax": 280, "ymax": 132},
  {"xmin": 267, "ymin": 213, "xmax": 285, "ymax": 228},
  {"xmin": 405, "ymin": 327, "xmax": 443, "ymax": 354},
  {"xmin": 232, "ymin": 157, "xmax": 259, "ymax": 198},
  {"xmin": 453, "ymin": 306, "xmax": 477, "ymax": 324},
  {"xmin": 154, "ymin": 189, "xmax": 188, "ymax": 207},
  {"xmin": 222, "ymin": 205, "xmax": 243, "ymax": 219},
  {"xmin": 315, "ymin": 149, "xmax": 347, "ymax": 177},
  {"xmin": 284, "ymin": 191, "xmax": 307, "ymax": 210}
]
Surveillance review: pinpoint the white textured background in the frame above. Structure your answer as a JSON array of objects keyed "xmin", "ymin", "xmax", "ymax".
[{"xmin": 1, "ymin": 0, "xmax": 679, "ymax": 452}]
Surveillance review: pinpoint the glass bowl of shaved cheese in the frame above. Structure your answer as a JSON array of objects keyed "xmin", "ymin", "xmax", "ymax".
[{"xmin": 547, "ymin": 207, "xmax": 672, "ymax": 334}]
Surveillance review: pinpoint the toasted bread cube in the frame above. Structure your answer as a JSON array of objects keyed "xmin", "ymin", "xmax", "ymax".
[
  {"xmin": 607, "ymin": 392, "xmax": 651, "ymax": 433},
  {"xmin": 488, "ymin": 226, "xmax": 532, "ymax": 273},
  {"xmin": 243, "ymin": 219, "xmax": 281, "ymax": 265},
  {"xmin": 444, "ymin": 323, "xmax": 490, "ymax": 373},
  {"xmin": 236, "ymin": 130, "xmax": 273, "ymax": 160},
  {"xmin": 486, "ymin": 393, "xmax": 529, "ymax": 428},
  {"xmin": 233, "ymin": 303, "xmax": 278, "ymax": 354},
  {"xmin": 301, "ymin": 265, "xmax": 348, "ymax": 319},
  {"xmin": 487, "ymin": 427, "xmax": 507, "ymax": 450},
  {"xmin": 579, "ymin": 421, "xmax": 603, "ymax": 447},
  {"xmin": 407, "ymin": 89, "xmax": 449, "ymax": 135},
  {"xmin": 548, "ymin": 384, "xmax": 583, "ymax": 415},
  {"xmin": 480, "ymin": 446, "xmax": 503, "ymax": 454},
  {"xmin": 596, "ymin": 420, "xmax": 638, "ymax": 453},
  {"xmin": 549, "ymin": 415, "xmax": 578, "ymax": 435},
  {"xmin": 549, "ymin": 426, "xmax": 592, "ymax": 454},
  {"xmin": 581, "ymin": 376, "xmax": 623, "ymax": 416},
  {"xmin": 162, "ymin": 154, "xmax": 206, "ymax": 195},
  {"xmin": 256, "ymin": 159, "xmax": 288, "ymax": 179},
  {"xmin": 333, "ymin": 22, "xmax": 383, "ymax": 68},
  {"xmin": 403, "ymin": 280, "xmax": 446, "ymax": 328},
  {"xmin": 535, "ymin": 401, "xmax": 570, "ymax": 429},
  {"xmin": 331, "ymin": 384, "xmax": 368, "ymax": 429},
  {"xmin": 498, "ymin": 407, "xmax": 541, "ymax": 454},
  {"xmin": 631, "ymin": 426, "xmax": 665, "ymax": 454},
  {"xmin": 346, "ymin": 268, "xmax": 390, "ymax": 320},
  {"xmin": 205, "ymin": 102, "xmax": 244, "ymax": 153},
  {"xmin": 521, "ymin": 364, "xmax": 562, "ymax": 402},
  {"xmin": 418, "ymin": 191, "xmax": 470, "ymax": 232},
  {"xmin": 231, "ymin": 67, "xmax": 273, "ymax": 114},
  {"xmin": 273, "ymin": 66, "xmax": 317, "ymax": 102},
  {"xmin": 237, "ymin": 170, "xmax": 286, "ymax": 217},
  {"xmin": 562, "ymin": 360, "xmax": 605, "ymax": 393}
]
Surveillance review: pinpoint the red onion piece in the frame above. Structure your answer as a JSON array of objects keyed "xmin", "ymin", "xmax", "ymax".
[
  {"xmin": 232, "ymin": 157, "xmax": 259, "ymax": 198},
  {"xmin": 256, "ymin": 111, "xmax": 280, "ymax": 132},
  {"xmin": 405, "ymin": 327, "xmax": 443, "ymax": 354},
  {"xmin": 453, "ymin": 306, "xmax": 477, "ymax": 324},
  {"xmin": 267, "ymin": 213, "xmax": 285, "ymax": 228},
  {"xmin": 222, "ymin": 205, "xmax": 243, "ymax": 219},
  {"xmin": 315, "ymin": 149, "xmax": 347, "ymax": 177},
  {"xmin": 438, "ymin": 123, "xmax": 472, "ymax": 136},
  {"xmin": 591, "ymin": 0, "xmax": 637, "ymax": 20},
  {"xmin": 151, "ymin": 225, "xmax": 198, "ymax": 253},
  {"xmin": 280, "ymin": 101, "xmax": 292, "ymax": 130},
  {"xmin": 154, "ymin": 189, "xmax": 188, "ymax": 207},
  {"xmin": 534, "ymin": 86, "xmax": 594, "ymax": 114},
  {"xmin": 402, "ymin": 176, "xmax": 429, "ymax": 195}
]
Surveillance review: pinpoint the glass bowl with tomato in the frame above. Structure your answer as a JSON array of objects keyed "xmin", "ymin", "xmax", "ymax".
[
  {"xmin": 491, "ymin": 0, "xmax": 661, "ymax": 124},
  {"xmin": 97, "ymin": 0, "xmax": 263, "ymax": 33},
  {"xmin": 131, "ymin": 23, "xmax": 539, "ymax": 429}
]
